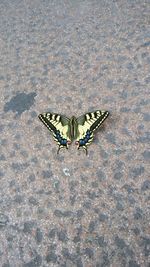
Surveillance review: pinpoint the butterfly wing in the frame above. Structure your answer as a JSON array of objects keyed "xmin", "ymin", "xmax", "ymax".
[
  {"xmin": 38, "ymin": 112, "xmax": 71, "ymax": 153},
  {"xmin": 76, "ymin": 110, "xmax": 109, "ymax": 154}
]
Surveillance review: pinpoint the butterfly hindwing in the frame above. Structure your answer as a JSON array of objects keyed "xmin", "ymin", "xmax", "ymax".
[
  {"xmin": 76, "ymin": 110, "xmax": 109, "ymax": 153},
  {"xmin": 38, "ymin": 113, "xmax": 71, "ymax": 153}
]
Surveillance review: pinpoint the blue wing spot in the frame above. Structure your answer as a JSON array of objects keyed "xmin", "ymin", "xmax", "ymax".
[
  {"xmin": 56, "ymin": 131, "xmax": 60, "ymax": 137},
  {"xmin": 79, "ymin": 139, "xmax": 85, "ymax": 146},
  {"xmin": 85, "ymin": 130, "xmax": 91, "ymax": 141},
  {"xmin": 79, "ymin": 140, "xmax": 82, "ymax": 145},
  {"xmin": 56, "ymin": 130, "xmax": 62, "ymax": 142},
  {"xmin": 61, "ymin": 139, "xmax": 67, "ymax": 145},
  {"xmin": 86, "ymin": 130, "xmax": 90, "ymax": 137}
]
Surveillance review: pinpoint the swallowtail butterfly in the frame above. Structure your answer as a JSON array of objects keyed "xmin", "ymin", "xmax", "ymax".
[{"xmin": 38, "ymin": 110, "xmax": 109, "ymax": 154}]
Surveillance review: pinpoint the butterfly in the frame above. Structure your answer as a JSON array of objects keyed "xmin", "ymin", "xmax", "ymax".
[{"xmin": 38, "ymin": 110, "xmax": 109, "ymax": 154}]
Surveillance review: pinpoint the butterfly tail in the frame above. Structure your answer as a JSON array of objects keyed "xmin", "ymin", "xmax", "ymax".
[
  {"xmin": 57, "ymin": 145, "xmax": 68, "ymax": 154},
  {"xmin": 78, "ymin": 145, "xmax": 88, "ymax": 155}
]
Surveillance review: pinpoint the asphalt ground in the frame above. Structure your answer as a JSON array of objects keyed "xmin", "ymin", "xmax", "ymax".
[{"xmin": 0, "ymin": 1, "xmax": 149, "ymax": 266}]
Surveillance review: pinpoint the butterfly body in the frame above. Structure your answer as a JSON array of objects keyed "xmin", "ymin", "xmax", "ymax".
[
  {"xmin": 38, "ymin": 110, "xmax": 109, "ymax": 154},
  {"xmin": 67, "ymin": 116, "xmax": 78, "ymax": 141}
]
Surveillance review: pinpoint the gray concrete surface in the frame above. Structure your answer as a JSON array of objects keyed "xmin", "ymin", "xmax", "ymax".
[{"xmin": 0, "ymin": 0, "xmax": 150, "ymax": 266}]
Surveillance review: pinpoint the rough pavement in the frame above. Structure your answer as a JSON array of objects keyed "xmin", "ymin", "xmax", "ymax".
[{"xmin": 0, "ymin": 1, "xmax": 149, "ymax": 266}]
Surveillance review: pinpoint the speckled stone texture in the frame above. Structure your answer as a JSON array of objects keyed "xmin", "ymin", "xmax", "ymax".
[{"xmin": 0, "ymin": 1, "xmax": 149, "ymax": 266}]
